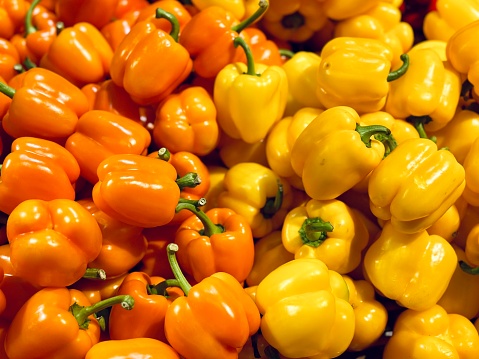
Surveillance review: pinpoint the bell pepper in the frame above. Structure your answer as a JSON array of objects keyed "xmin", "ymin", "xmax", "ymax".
[
  {"xmin": 383, "ymin": 304, "xmax": 479, "ymax": 358},
  {"xmin": 113, "ymin": 0, "xmax": 150, "ymax": 19},
  {"xmin": 0, "ymin": 137, "xmax": 80, "ymax": 215},
  {"xmin": 364, "ymin": 221, "xmax": 457, "ymax": 311},
  {"xmin": 214, "ymin": 37, "xmax": 288, "ymax": 144},
  {"xmin": 359, "ymin": 111, "xmax": 419, "ymax": 145},
  {"xmin": 202, "ymin": 165, "xmax": 228, "ymax": 213},
  {"xmin": 54, "ymin": 0, "xmax": 120, "ymax": 29},
  {"xmin": 316, "ymin": 37, "xmax": 409, "ymax": 113},
  {"xmin": 342, "ymin": 275, "xmax": 388, "ymax": 352},
  {"xmin": 133, "ymin": 1, "xmax": 192, "ymax": 33},
  {"xmin": 241, "ymin": 27, "xmax": 283, "ymax": 67},
  {"xmin": 245, "ymin": 230, "xmax": 294, "ymax": 287},
  {"xmin": 174, "ymin": 199, "xmax": 254, "ymax": 283},
  {"xmin": 85, "ymin": 338, "xmax": 180, "ymax": 359},
  {"xmin": 109, "ymin": 271, "xmax": 183, "ymax": 342},
  {"xmin": 110, "ymin": 9, "xmax": 192, "ymax": 105},
  {"xmin": 290, "ymin": 106, "xmax": 397, "ymax": 200},
  {"xmin": 0, "ymin": 38, "xmax": 20, "ymax": 83},
  {"xmin": 259, "ymin": 0, "xmax": 328, "ymax": 43},
  {"xmin": 266, "ymin": 107, "xmax": 323, "ymax": 190},
  {"xmin": 164, "ymin": 243, "xmax": 261, "ymax": 359},
  {"xmin": 78, "ymin": 198, "xmax": 148, "ymax": 278},
  {"xmin": 0, "ymin": 0, "xmax": 27, "ymax": 39},
  {"xmin": 71, "ymin": 273, "xmax": 128, "ymax": 304},
  {"xmin": 427, "ymin": 203, "xmax": 460, "ymax": 242},
  {"xmin": 191, "ymin": 0, "xmax": 246, "ymax": 20},
  {"xmin": 255, "ymin": 257, "xmax": 355, "ymax": 358},
  {"xmin": 178, "ymin": 1, "xmax": 268, "ymax": 79},
  {"xmin": 218, "ymin": 134, "xmax": 269, "ymax": 169},
  {"xmin": 462, "ymin": 137, "xmax": 479, "ymax": 206},
  {"xmin": 4, "ymin": 287, "xmax": 135, "ymax": 359},
  {"xmin": 321, "ymin": 0, "xmax": 382, "ymax": 20},
  {"xmin": 217, "ymin": 162, "xmax": 293, "ymax": 238},
  {"xmin": 39, "ymin": 22, "xmax": 114, "ymax": 88},
  {"xmin": 152, "ymin": 86, "xmax": 219, "ymax": 156},
  {"xmin": 6, "ymin": 198, "xmax": 103, "ymax": 288},
  {"xmin": 100, "ymin": 13, "xmax": 138, "ymax": 53},
  {"xmin": 81, "ymin": 83, "xmax": 100, "ymax": 110},
  {"xmin": 64, "ymin": 110, "xmax": 152, "ymax": 184},
  {"xmin": 454, "ymin": 197, "xmax": 479, "ymax": 249},
  {"xmin": 282, "ymin": 198, "xmax": 369, "ymax": 274},
  {"xmin": 368, "ymin": 137, "xmax": 465, "ymax": 234}
]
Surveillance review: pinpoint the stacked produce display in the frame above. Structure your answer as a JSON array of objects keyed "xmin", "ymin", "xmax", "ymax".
[{"xmin": 0, "ymin": 0, "xmax": 479, "ymax": 358}]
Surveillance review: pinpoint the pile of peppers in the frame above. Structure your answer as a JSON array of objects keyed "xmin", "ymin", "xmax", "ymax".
[{"xmin": 1, "ymin": 0, "xmax": 479, "ymax": 358}]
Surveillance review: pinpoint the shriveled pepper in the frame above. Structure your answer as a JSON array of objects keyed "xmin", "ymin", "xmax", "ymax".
[
  {"xmin": 368, "ymin": 138, "xmax": 465, "ymax": 234},
  {"xmin": 164, "ymin": 243, "xmax": 261, "ymax": 359},
  {"xmin": 0, "ymin": 137, "xmax": 80, "ymax": 214},
  {"xmin": 282, "ymin": 198, "xmax": 369, "ymax": 274},
  {"xmin": 4, "ymin": 287, "xmax": 134, "ymax": 359},
  {"xmin": 214, "ymin": 37, "xmax": 288, "ymax": 144},
  {"xmin": 64, "ymin": 110, "xmax": 152, "ymax": 184},
  {"xmin": 174, "ymin": 198, "xmax": 255, "ymax": 283},
  {"xmin": 85, "ymin": 338, "xmax": 180, "ymax": 359},
  {"xmin": 54, "ymin": 0, "xmax": 120, "ymax": 29},
  {"xmin": 364, "ymin": 221, "xmax": 457, "ymax": 311},
  {"xmin": 0, "ymin": 0, "xmax": 27, "ymax": 39},
  {"xmin": 255, "ymin": 257, "xmax": 355, "ymax": 359}
]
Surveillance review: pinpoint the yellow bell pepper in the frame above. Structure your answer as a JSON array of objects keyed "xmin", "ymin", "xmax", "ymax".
[
  {"xmin": 427, "ymin": 203, "xmax": 461, "ymax": 242},
  {"xmin": 364, "ymin": 221, "xmax": 457, "ymax": 311},
  {"xmin": 245, "ymin": 230, "xmax": 294, "ymax": 287},
  {"xmin": 213, "ymin": 37, "xmax": 288, "ymax": 144},
  {"xmin": 282, "ymin": 198, "xmax": 369, "ymax": 274},
  {"xmin": 218, "ymin": 133, "xmax": 269, "ymax": 169},
  {"xmin": 317, "ymin": 37, "xmax": 409, "ymax": 113},
  {"xmin": 255, "ymin": 258, "xmax": 355, "ymax": 359},
  {"xmin": 265, "ymin": 107, "xmax": 323, "ymax": 190},
  {"xmin": 462, "ymin": 137, "xmax": 479, "ymax": 206},
  {"xmin": 342, "ymin": 275, "xmax": 388, "ymax": 352},
  {"xmin": 291, "ymin": 106, "xmax": 397, "ymax": 200},
  {"xmin": 216, "ymin": 162, "xmax": 292, "ymax": 238},
  {"xmin": 259, "ymin": 0, "xmax": 328, "ymax": 43},
  {"xmin": 383, "ymin": 304, "xmax": 479, "ymax": 358},
  {"xmin": 191, "ymin": 0, "xmax": 246, "ymax": 20},
  {"xmin": 423, "ymin": 0, "xmax": 479, "ymax": 42},
  {"xmin": 368, "ymin": 138, "xmax": 465, "ymax": 234},
  {"xmin": 201, "ymin": 165, "xmax": 227, "ymax": 213},
  {"xmin": 321, "ymin": 0, "xmax": 381, "ymax": 20}
]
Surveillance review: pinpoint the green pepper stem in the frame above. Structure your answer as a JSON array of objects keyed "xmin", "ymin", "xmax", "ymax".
[
  {"xmin": 24, "ymin": 57, "xmax": 37, "ymax": 70},
  {"xmin": 279, "ymin": 49, "xmax": 295, "ymax": 59},
  {"xmin": 155, "ymin": 8, "xmax": 180, "ymax": 42},
  {"xmin": 355, "ymin": 124, "xmax": 397, "ymax": 156},
  {"xmin": 24, "ymin": 0, "xmax": 42, "ymax": 36},
  {"xmin": 167, "ymin": 243, "xmax": 192, "ymax": 295},
  {"xmin": 71, "ymin": 294, "xmax": 134, "ymax": 330},
  {"xmin": 261, "ymin": 180, "xmax": 283, "ymax": 219},
  {"xmin": 387, "ymin": 53, "xmax": 409, "ymax": 82},
  {"xmin": 175, "ymin": 198, "xmax": 224, "ymax": 236},
  {"xmin": 231, "ymin": 0, "xmax": 269, "ymax": 33},
  {"xmin": 83, "ymin": 268, "xmax": 106, "ymax": 280},
  {"xmin": 147, "ymin": 279, "xmax": 182, "ymax": 296},
  {"xmin": 157, "ymin": 147, "xmax": 171, "ymax": 162},
  {"xmin": 299, "ymin": 217, "xmax": 334, "ymax": 247},
  {"xmin": 459, "ymin": 261, "xmax": 479, "ymax": 275},
  {"xmin": 0, "ymin": 82, "xmax": 15, "ymax": 98},
  {"xmin": 406, "ymin": 115, "xmax": 437, "ymax": 143},
  {"xmin": 234, "ymin": 37, "xmax": 257, "ymax": 76},
  {"xmin": 176, "ymin": 172, "xmax": 202, "ymax": 190}
]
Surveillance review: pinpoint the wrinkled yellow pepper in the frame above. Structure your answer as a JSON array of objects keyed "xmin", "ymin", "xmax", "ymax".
[{"xmin": 255, "ymin": 258, "xmax": 355, "ymax": 359}]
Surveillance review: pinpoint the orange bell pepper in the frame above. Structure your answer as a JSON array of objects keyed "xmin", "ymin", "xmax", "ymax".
[
  {"xmin": 85, "ymin": 338, "xmax": 180, "ymax": 359},
  {"xmin": 40, "ymin": 22, "xmax": 114, "ymax": 88},
  {"xmin": 54, "ymin": 0, "xmax": 120, "ymax": 29},
  {"xmin": 109, "ymin": 271, "xmax": 183, "ymax": 342},
  {"xmin": 0, "ymin": 67, "xmax": 90, "ymax": 141},
  {"xmin": 100, "ymin": 13, "xmax": 138, "ymax": 52},
  {"xmin": 153, "ymin": 86, "xmax": 219, "ymax": 156},
  {"xmin": 6, "ymin": 198, "xmax": 103, "ymax": 288},
  {"xmin": 174, "ymin": 199, "xmax": 255, "ymax": 283},
  {"xmin": 0, "ymin": 267, "xmax": 6, "ymax": 316},
  {"xmin": 81, "ymin": 83, "xmax": 100, "ymax": 110},
  {"xmin": 164, "ymin": 243, "xmax": 261, "ymax": 359},
  {"xmin": 70, "ymin": 273, "xmax": 128, "ymax": 304},
  {"xmin": 77, "ymin": 198, "xmax": 148, "ymax": 278},
  {"xmin": 110, "ymin": 9, "xmax": 192, "ymax": 105},
  {"xmin": 0, "ymin": 137, "xmax": 80, "ymax": 214},
  {"xmin": 4, "ymin": 287, "xmax": 134, "ymax": 359},
  {"xmin": 64, "ymin": 110, "xmax": 152, "ymax": 184},
  {"xmin": 133, "ymin": 0, "xmax": 192, "ymax": 33},
  {"xmin": 114, "ymin": 0, "xmax": 150, "ymax": 19},
  {"xmin": 0, "ymin": 0, "xmax": 27, "ymax": 39},
  {"xmin": 0, "ymin": 38, "xmax": 20, "ymax": 83},
  {"xmin": 0, "ymin": 274, "xmax": 39, "ymax": 323},
  {"xmin": 240, "ymin": 27, "xmax": 283, "ymax": 67}
]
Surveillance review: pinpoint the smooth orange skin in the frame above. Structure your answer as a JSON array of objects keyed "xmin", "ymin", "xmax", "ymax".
[
  {"xmin": 93, "ymin": 154, "xmax": 181, "ymax": 228},
  {"xmin": 5, "ymin": 288, "xmax": 101, "ymax": 359},
  {"xmin": 100, "ymin": 16, "xmax": 137, "ymax": 52},
  {"xmin": 70, "ymin": 273, "xmax": 128, "ymax": 305},
  {"xmin": 24, "ymin": 3, "xmax": 59, "ymax": 63},
  {"xmin": 55, "ymin": 0, "xmax": 120, "ymax": 29},
  {"xmin": 134, "ymin": 1, "xmax": 192, "ymax": 33},
  {"xmin": 114, "ymin": 0, "xmax": 150, "ymax": 19},
  {"xmin": 85, "ymin": 338, "xmax": 180, "ymax": 359},
  {"xmin": 0, "ymin": 38, "xmax": 20, "ymax": 83},
  {"xmin": 0, "ymin": 0, "xmax": 27, "ymax": 39},
  {"xmin": 240, "ymin": 28, "xmax": 284, "ymax": 67},
  {"xmin": 6, "ymin": 199, "xmax": 103, "ymax": 288}
]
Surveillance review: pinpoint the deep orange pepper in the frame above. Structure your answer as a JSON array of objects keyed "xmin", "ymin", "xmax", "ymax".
[
  {"xmin": 134, "ymin": 0, "xmax": 192, "ymax": 33},
  {"xmin": 110, "ymin": 9, "xmax": 192, "ymax": 105},
  {"xmin": 100, "ymin": 12, "xmax": 139, "ymax": 52},
  {"xmin": 114, "ymin": 0, "xmax": 150, "ymax": 19},
  {"xmin": 0, "ymin": 267, "xmax": 6, "ymax": 316},
  {"xmin": 40, "ymin": 22, "xmax": 114, "ymax": 88},
  {"xmin": 0, "ymin": 0, "xmax": 27, "ymax": 39},
  {"xmin": 64, "ymin": 110, "xmax": 152, "ymax": 184},
  {"xmin": 6, "ymin": 198, "xmax": 103, "ymax": 288},
  {"xmin": 0, "ymin": 137, "xmax": 80, "ymax": 214},
  {"xmin": 85, "ymin": 338, "xmax": 180, "ymax": 359},
  {"xmin": 78, "ymin": 198, "xmax": 149, "ymax": 278},
  {"xmin": 0, "ymin": 75, "xmax": 11, "ymax": 122},
  {"xmin": 240, "ymin": 27, "xmax": 284, "ymax": 67},
  {"xmin": 0, "ymin": 318, "xmax": 9, "ymax": 359},
  {"xmin": 70, "ymin": 273, "xmax": 128, "ymax": 304},
  {"xmin": 0, "ymin": 67, "xmax": 90, "ymax": 141},
  {"xmin": 81, "ymin": 82, "xmax": 101, "ymax": 110},
  {"xmin": 54, "ymin": 0, "xmax": 120, "ymax": 29},
  {"xmin": 0, "ymin": 275, "xmax": 39, "ymax": 322},
  {"xmin": 0, "ymin": 38, "xmax": 20, "ymax": 83},
  {"xmin": 109, "ymin": 271, "xmax": 183, "ymax": 342}
]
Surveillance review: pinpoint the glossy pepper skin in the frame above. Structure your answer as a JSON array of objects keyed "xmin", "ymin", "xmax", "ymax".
[
  {"xmin": 165, "ymin": 243, "xmax": 261, "ymax": 359},
  {"xmin": 364, "ymin": 221, "xmax": 457, "ymax": 311},
  {"xmin": 463, "ymin": 137, "xmax": 479, "ymax": 206},
  {"xmin": 282, "ymin": 198, "xmax": 369, "ymax": 274},
  {"xmin": 54, "ymin": 0, "xmax": 120, "ymax": 29},
  {"xmin": 7, "ymin": 198, "xmax": 103, "ymax": 288},
  {"xmin": 241, "ymin": 27, "xmax": 283, "ymax": 67},
  {"xmin": 291, "ymin": 106, "xmax": 396, "ymax": 201},
  {"xmin": 383, "ymin": 304, "xmax": 479, "ymax": 358},
  {"xmin": 255, "ymin": 258, "xmax": 355, "ymax": 359},
  {"xmin": 0, "ymin": 0, "xmax": 27, "ymax": 39},
  {"xmin": 368, "ymin": 138, "xmax": 465, "ymax": 234},
  {"xmin": 0, "ymin": 67, "xmax": 90, "ymax": 141},
  {"xmin": 65, "ymin": 110, "xmax": 152, "ymax": 184},
  {"xmin": 92, "ymin": 154, "xmax": 181, "ymax": 228},
  {"xmin": 0, "ymin": 137, "xmax": 80, "ymax": 215},
  {"xmin": 0, "ymin": 38, "xmax": 20, "ymax": 83},
  {"xmin": 110, "ymin": 9, "xmax": 192, "ymax": 105},
  {"xmin": 85, "ymin": 338, "xmax": 180, "ymax": 359}
]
